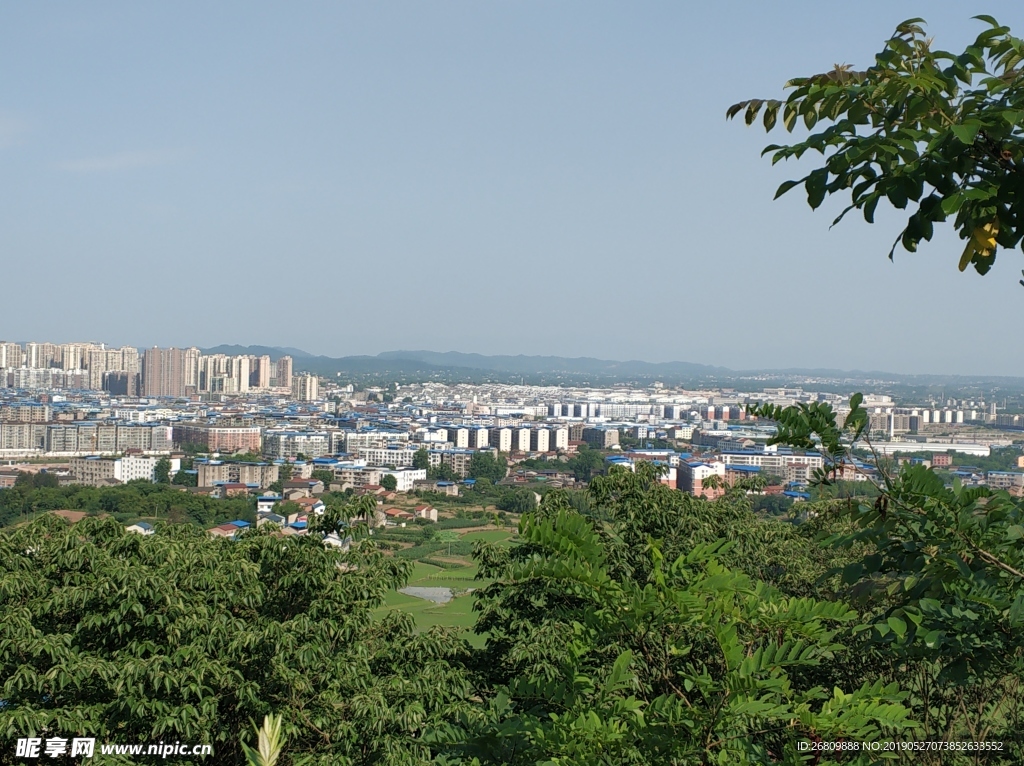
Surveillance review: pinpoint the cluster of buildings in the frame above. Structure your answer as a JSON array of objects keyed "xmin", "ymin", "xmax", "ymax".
[
  {"xmin": 0, "ymin": 340, "xmax": 318, "ymax": 400},
  {"xmin": 1, "ymin": 342, "xmax": 1022, "ymax": 504}
]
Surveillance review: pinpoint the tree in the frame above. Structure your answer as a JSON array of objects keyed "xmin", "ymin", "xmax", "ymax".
[
  {"xmin": 567, "ymin": 445, "xmax": 605, "ymax": 481},
  {"xmin": 729, "ymin": 17, "xmax": 1024, "ymax": 279},
  {"xmin": 413, "ymin": 447, "xmax": 430, "ymax": 471},
  {"xmin": 435, "ymin": 530, "xmax": 460, "ymax": 557},
  {"xmin": 272, "ymin": 500, "xmax": 303, "ymax": 521},
  {"xmin": 380, "ymin": 474, "xmax": 398, "ymax": 492},
  {"xmin": 172, "ymin": 468, "xmax": 198, "ymax": 487},
  {"xmin": 451, "ymin": 466, "xmax": 915, "ymax": 764},
  {"xmin": 469, "ymin": 452, "xmax": 507, "ymax": 483},
  {"xmin": 428, "ymin": 464, "xmax": 458, "ymax": 482},
  {"xmin": 495, "ymin": 488, "xmax": 536, "ymax": 514},
  {"xmin": 750, "ymin": 396, "xmax": 1024, "ymax": 757},
  {"xmin": 14, "ymin": 471, "xmax": 59, "ymax": 489},
  {"xmin": 0, "ymin": 513, "xmax": 471, "ymax": 765},
  {"xmin": 154, "ymin": 457, "xmax": 172, "ymax": 484},
  {"xmin": 311, "ymin": 469, "xmax": 335, "ymax": 487}
]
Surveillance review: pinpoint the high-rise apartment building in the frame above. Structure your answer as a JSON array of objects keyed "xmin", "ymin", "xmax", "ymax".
[
  {"xmin": 143, "ymin": 347, "xmax": 190, "ymax": 397},
  {"xmin": 250, "ymin": 355, "xmax": 272, "ymax": 388},
  {"xmin": 275, "ymin": 356, "xmax": 293, "ymax": 389},
  {"xmin": 87, "ymin": 346, "xmax": 140, "ymax": 391},
  {"xmin": 196, "ymin": 353, "xmax": 251, "ymax": 394},
  {"xmin": 58, "ymin": 343, "xmax": 97, "ymax": 371},
  {"xmin": 183, "ymin": 347, "xmax": 201, "ymax": 394},
  {"xmin": 291, "ymin": 373, "xmax": 319, "ymax": 401},
  {"xmin": 25, "ymin": 342, "xmax": 59, "ymax": 369},
  {"xmin": 0, "ymin": 342, "xmax": 24, "ymax": 368},
  {"xmin": 231, "ymin": 355, "xmax": 250, "ymax": 394}
]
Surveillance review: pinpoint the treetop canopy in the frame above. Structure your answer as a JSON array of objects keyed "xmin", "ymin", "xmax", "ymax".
[{"xmin": 729, "ymin": 16, "xmax": 1024, "ymax": 280}]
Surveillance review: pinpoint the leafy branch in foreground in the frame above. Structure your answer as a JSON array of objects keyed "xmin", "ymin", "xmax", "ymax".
[
  {"xmin": 729, "ymin": 16, "xmax": 1024, "ymax": 278},
  {"xmin": 750, "ymin": 394, "xmax": 1024, "ymax": 759},
  {"xmin": 242, "ymin": 714, "xmax": 284, "ymax": 766}
]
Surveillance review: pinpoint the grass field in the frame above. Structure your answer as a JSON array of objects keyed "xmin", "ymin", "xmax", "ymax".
[
  {"xmin": 374, "ymin": 527, "xmax": 520, "ymax": 645},
  {"xmin": 379, "ymin": 589, "xmax": 481, "ymax": 640},
  {"xmin": 375, "ymin": 560, "xmax": 486, "ymax": 645},
  {"xmin": 460, "ymin": 529, "xmax": 516, "ymax": 546}
]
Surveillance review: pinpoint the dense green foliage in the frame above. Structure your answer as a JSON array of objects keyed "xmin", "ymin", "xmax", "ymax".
[
  {"xmin": 4, "ymin": 448, "xmax": 1024, "ymax": 763},
  {"xmin": 0, "ymin": 482, "xmax": 253, "ymax": 529},
  {"xmin": 750, "ymin": 396, "xmax": 1024, "ymax": 762},
  {"xmin": 311, "ymin": 469, "xmax": 336, "ymax": 487},
  {"xmin": 730, "ymin": 17, "xmax": 1024, "ymax": 278},
  {"xmin": 468, "ymin": 453, "xmax": 508, "ymax": 484},
  {"xmin": 494, "ymin": 488, "xmax": 537, "ymax": 514},
  {"xmin": 0, "ymin": 508, "xmax": 471, "ymax": 766},
  {"xmin": 567, "ymin": 445, "xmax": 606, "ymax": 481},
  {"xmin": 438, "ymin": 465, "xmax": 913, "ymax": 764}
]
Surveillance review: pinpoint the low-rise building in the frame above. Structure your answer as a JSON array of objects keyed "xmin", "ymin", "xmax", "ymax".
[
  {"xmin": 582, "ymin": 427, "xmax": 620, "ymax": 449},
  {"xmin": 382, "ymin": 467, "xmax": 427, "ymax": 492},
  {"xmin": 173, "ymin": 424, "xmax": 262, "ymax": 453},
  {"xmin": 262, "ymin": 430, "xmax": 330, "ymax": 459},
  {"xmin": 196, "ymin": 459, "xmax": 280, "ymax": 489},
  {"xmin": 414, "ymin": 504, "xmax": 438, "ymax": 522},
  {"xmin": 69, "ymin": 455, "xmax": 180, "ymax": 486},
  {"xmin": 428, "ymin": 448, "xmax": 474, "ymax": 478},
  {"xmin": 987, "ymin": 471, "xmax": 1024, "ymax": 492},
  {"xmin": 678, "ymin": 460, "xmax": 726, "ymax": 499}
]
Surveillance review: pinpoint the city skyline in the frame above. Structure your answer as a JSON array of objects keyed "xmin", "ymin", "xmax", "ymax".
[
  {"xmin": 3, "ymin": 3, "xmax": 1024, "ymax": 375},
  {"xmin": 5, "ymin": 337, "xmax": 1024, "ymax": 382}
]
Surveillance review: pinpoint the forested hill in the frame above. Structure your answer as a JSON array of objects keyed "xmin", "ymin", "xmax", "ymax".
[{"xmin": 201, "ymin": 345, "xmax": 1024, "ymax": 391}]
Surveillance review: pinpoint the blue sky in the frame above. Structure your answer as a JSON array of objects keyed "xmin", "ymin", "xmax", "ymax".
[{"xmin": 1, "ymin": 2, "xmax": 1022, "ymax": 374}]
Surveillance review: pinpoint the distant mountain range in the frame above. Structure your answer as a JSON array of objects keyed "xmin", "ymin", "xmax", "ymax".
[{"xmin": 200, "ymin": 346, "xmax": 1024, "ymax": 390}]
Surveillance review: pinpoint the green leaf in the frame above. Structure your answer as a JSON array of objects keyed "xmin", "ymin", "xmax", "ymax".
[
  {"xmin": 774, "ymin": 179, "xmax": 801, "ymax": 199},
  {"xmin": 886, "ymin": 616, "xmax": 907, "ymax": 638},
  {"xmin": 940, "ymin": 192, "xmax": 965, "ymax": 215},
  {"xmin": 950, "ymin": 123, "xmax": 981, "ymax": 144}
]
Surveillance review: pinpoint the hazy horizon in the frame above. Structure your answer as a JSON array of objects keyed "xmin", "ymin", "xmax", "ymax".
[{"xmin": 3, "ymin": 2, "xmax": 1024, "ymax": 374}]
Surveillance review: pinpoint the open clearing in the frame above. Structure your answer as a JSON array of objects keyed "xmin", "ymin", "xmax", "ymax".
[{"xmin": 374, "ymin": 528, "xmax": 515, "ymax": 646}]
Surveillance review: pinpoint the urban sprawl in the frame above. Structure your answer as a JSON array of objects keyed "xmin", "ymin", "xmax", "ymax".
[{"xmin": 3, "ymin": 340, "xmax": 1024, "ymax": 537}]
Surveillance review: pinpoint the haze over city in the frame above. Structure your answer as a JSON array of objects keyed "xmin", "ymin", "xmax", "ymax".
[{"xmin": 2, "ymin": 2, "xmax": 1024, "ymax": 375}]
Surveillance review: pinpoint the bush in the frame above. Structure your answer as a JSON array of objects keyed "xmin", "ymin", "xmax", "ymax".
[
  {"xmin": 377, "ymin": 529, "xmax": 429, "ymax": 543},
  {"xmin": 419, "ymin": 558, "xmax": 471, "ymax": 570},
  {"xmin": 394, "ymin": 543, "xmax": 443, "ymax": 560},
  {"xmin": 436, "ymin": 518, "xmax": 489, "ymax": 530}
]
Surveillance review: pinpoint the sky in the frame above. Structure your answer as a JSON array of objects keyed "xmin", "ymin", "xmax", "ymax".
[{"xmin": 1, "ymin": 2, "xmax": 1023, "ymax": 375}]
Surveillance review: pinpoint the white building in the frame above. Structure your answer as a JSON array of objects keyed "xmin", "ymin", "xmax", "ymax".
[
  {"xmin": 345, "ymin": 431, "xmax": 409, "ymax": 452},
  {"xmin": 69, "ymin": 455, "xmax": 180, "ymax": 486},
  {"xmin": 263, "ymin": 430, "xmax": 331, "ymax": 459},
  {"xmin": 513, "ymin": 427, "xmax": 531, "ymax": 452},
  {"xmin": 489, "ymin": 427, "xmax": 513, "ymax": 452},
  {"xmin": 468, "ymin": 427, "xmax": 489, "ymax": 449},
  {"xmin": 358, "ymin": 446, "xmax": 419, "ymax": 467},
  {"xmin": 292, "ymin": 373, "xmax": 319, "ymax": 401},
  {"xmin": 719, "ymin": 451, "xmax": 824, "ymax": 474},
  {"xmin": 530, "ymin": 428, "xmax": 550, "ymax": 453},
  {"xmin": 381, "ymin": 467, "xmax": 428, "ymax": 492},
  {"xmin": 549, "ymin": 426, "xmax": 569, "ymax": 451},
  {"xmin": 447, "ymin": 427, "xmax": 470, "ymax": 449}
]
